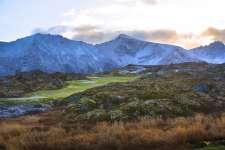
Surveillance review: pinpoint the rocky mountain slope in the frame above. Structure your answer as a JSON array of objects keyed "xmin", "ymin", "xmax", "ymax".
[
  {"xmin": 0, "ymin": 34, "xmax": 201, "ymax": 76},
  {"xmin": 0, "ymin": 34, "xmax": 116, "ymax": 76},
  {"xmin": 96, "ymin": 34, "xmax": 200, "ymax": 66},
  {"xmin": 0, "ymin": 33, "xmax": 225, "ymax": 76},
  {"xmin": 190, "ymin": 41, "xmax": 225, "ymax": 64}
]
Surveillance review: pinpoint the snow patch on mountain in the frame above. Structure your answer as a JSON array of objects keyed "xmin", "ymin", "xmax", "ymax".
[
  {"xmin": 96, "ymin": 34, "xmax": 200, "ymax": 66},
  {"xmin": 0, "ymin": 34, "xmax": 117, "ymax": 76}
]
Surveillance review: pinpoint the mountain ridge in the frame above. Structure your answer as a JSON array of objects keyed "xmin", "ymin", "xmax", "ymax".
[
  {"xmin": 0, "ymin": 33, "xmax": 224, "ymax": 76},
  {"xmin": 190, "ymin": 41, "xmax": 225, "ymax": 64},
  {"xmin": 96, "ymin": 34, "xmax": 201, "ymax": 65},
  {"xmin": 0, "ymin": 33, "xmax": 117, "ymax": 76}
]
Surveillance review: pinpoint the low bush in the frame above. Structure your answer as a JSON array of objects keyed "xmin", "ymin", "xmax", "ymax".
[{"xmin": 1, "ymin": 113, "xmax": 225, "ymax": 150}]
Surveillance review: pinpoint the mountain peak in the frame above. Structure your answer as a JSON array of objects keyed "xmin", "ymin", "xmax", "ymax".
[
  {"xmin": 0, "ymin": 41, "xmax": 7, "ymax": 44},
  {"xmin": 32, "ymin": 33, "xmax": 64, "ymax": 39},
  {"xmin": 116, "ymin": 34, "xmax": 136, "ymax": 40},
  {"xmin": 25, "ymin": 33, "xmax": 73, "ymax": 44},
  {"xmin": 209, "ymin": 41, "xmax": 225, "ymax": 48}
]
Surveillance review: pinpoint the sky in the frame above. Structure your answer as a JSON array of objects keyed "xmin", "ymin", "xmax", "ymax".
[{"xmin": 0, "ymin": 0, "xmax": 225, "ymax": 48}]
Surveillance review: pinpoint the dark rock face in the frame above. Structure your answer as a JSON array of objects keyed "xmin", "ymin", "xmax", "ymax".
[
  {"xmin": 193, "ymin": 83, "xmax": 209, "ymax": 93},
  {"xmin": 214, "ymin": 76, "xmax": 225, "ymax": 81},
  {"xmin": 0, "ymin": 104, "xmax": 50, "ymax": 118}
]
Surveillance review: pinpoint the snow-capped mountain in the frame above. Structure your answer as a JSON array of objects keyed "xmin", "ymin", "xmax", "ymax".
[
  {"xmin": 0, "ymin": 34, "xmax": 116, "ymax": 76},
  {"xmin": 190, "ymin": 41, "xmax": 225, "ymax": 64},
  {"xmin": 0, "ymin": 33, "xmax": 224, "ymax": 76},
  {"xmin": 96, "ymin": 34, "xmax": 200, "ymax": 66}
]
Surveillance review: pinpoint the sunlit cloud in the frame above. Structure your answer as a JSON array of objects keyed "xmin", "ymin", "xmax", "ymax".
[
  {"xmin": 115, "ymin": 0, "xmax": 166, "ymax": 5},
  {"xmin": 62, "ymin": 9, "xmax": 76, "ymax": 17},
  {"xmin": 202, "ymin": 27, "xmax": 225, "ymax": 43},
  {"xmin": 28, "ymin": 0, "xmax": 225, "ymax": 48},
  {"xmin": 34, "ymin": 25, "xmax": 225, "ymax": 49}
]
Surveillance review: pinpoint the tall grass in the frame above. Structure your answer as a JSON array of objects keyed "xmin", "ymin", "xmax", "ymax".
[{"xmin": 1, "ymin": 114, "xmax": 225, "ymax": 150}]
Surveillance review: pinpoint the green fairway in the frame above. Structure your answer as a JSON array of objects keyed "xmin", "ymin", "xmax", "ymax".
[
  {"xmin": 0, "ymin": 96, "xmax": 50, "ymax": 105},
  {"xmin": 0, "ymin": 76, "xmax": 136, "ymax": 105},
  {"xmin": 27, "ymin": 76, "xmax": 136, "ymax": 99}
]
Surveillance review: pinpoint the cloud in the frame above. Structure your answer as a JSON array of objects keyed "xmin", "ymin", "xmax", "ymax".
[
  {"xmin": 62, "ymin": 9, "xmax": 76, "ymax": 17},
  {"xmin": 33, "ymin": 25, "xmax": 115, "ymax": 43},
  {"xmin": 33, "ymin": 25, "xmax": 179, "ymax": 43},
  {"xmin": 71, "ymin": 25, "xmax": 116, "ymax": 43},
  {"xmin": 73, "ymin": 28, "xmax": 180, "ymax": 44},
  {"xmin": 129, "ymin": 29, "xmax": 179, "ymax": 42},
  {"xmin": 74, "ymin": 25, "xmax": 98, "ymax": 34},
  {"xmin": 115, "ymin": 0, "xmax": 164, "ymax": 5},
  {"xmin": 57, "ymin": 0, "xmax": 225, "ymax": 42},
  {"xmin": 141, "ymin": 0, "xmax": 160, "ymax": 5},
  {"xmin": 74, "ymin": 32, "xmax": 115, "ymax": 43},
  {"xmin": 124, "ymin": 30, "xmax": 202, "ymax": 48},
  {"xmin": 202, "ymin": 27, "xmax": 225, "ymax": 42},
  {"xmin": 33, "ymin": 25, "xmax": 204, "ymax": 48},
  {"xmin": 33, "ymin": 26, "xmax": 74, "ymax": 35},
  {"xmin": 71, "ymin": 28, "xmax": 210, "ymax": 49}
]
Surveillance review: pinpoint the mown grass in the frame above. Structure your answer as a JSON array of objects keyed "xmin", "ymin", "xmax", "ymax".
[
  {"xmin": 1, "ymin": 113, "xmax": 225, "ymax": 150},
  {"xmin": 0, "ymin": 97, "xmax": 50, "ymax": 105},
  {"xmin": 26, "ymin": 76, "xmax": 136, "ymax": 99},
  {"xmin": 0, "ymin": 76, "xmax": 136, "ymax": 105}
]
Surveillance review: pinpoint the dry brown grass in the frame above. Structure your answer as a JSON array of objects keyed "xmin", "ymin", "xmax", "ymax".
[{"xmin": 1, "ymin": 113, "xmax": 225, "ymax": 150}]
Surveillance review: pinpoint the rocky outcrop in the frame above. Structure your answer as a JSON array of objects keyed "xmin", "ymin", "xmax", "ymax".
[{"xmin": 0, "ymin": 104, "xmax": 50, "ymax": 118}]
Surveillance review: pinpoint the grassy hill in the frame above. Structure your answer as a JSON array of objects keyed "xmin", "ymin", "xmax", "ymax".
[
  {"xmin": 1, "ymin": 63, "xmax": 225, "ymax": 150},
  {"xmin": 59, "ymin": 63, "xmax": 225, "ymax": 122}
]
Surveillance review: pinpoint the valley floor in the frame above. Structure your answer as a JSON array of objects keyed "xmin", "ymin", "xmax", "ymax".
[
  {"xmin": 0, "ymin": 76, "xmax": 136, "ymax": 118},
  {"xmin": 0, "ymin": 76, "xmax": 136, "ymax": 105},
  {"xmin": 1, "ymin": 63, "xmax": 225, "ymax": 150}
]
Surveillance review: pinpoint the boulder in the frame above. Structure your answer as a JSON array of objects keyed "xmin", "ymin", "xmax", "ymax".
[{"xmin": 193, "ymin": 83, "xmax": 209, "ymax": 93}]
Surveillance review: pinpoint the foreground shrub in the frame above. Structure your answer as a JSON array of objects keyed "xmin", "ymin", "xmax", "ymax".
[{"xmin": 1, "ymin": 113, "xmax": 225, "ymax": 150}]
